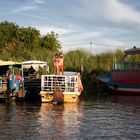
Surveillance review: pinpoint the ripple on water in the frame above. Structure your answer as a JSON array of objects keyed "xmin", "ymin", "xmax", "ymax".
[{"xmin": 0, "ymin": 96, "xmax": 140, "ymax": 140}]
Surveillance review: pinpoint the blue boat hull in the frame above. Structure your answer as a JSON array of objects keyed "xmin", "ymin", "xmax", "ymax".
[{"xmin": 97, "ymin": 76, "xmax": 140, "ymax": 94}]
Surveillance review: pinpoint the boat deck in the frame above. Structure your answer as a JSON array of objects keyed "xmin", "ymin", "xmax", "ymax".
[{"xmin": 40, "ymin": 72, "xmax": 82, "ymax": 103}]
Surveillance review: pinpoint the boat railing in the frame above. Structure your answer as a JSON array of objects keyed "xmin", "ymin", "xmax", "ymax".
[
  {"xmin": 41, "ymin": 74, "xmax": 79, "ymax": 93},
  {"xmin": 112, "ymin": 62, "xmax": 140, "ymax": 70},
  {"xmin": 23, "ymin": 77, "xmax": 41, "ymax": 90}
]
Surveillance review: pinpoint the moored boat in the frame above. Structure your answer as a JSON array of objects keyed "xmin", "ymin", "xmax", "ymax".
[
  {"xmin": 97, "ymin": 47, "xmax": 140, "ymax": 94},
  {"xmin": 0, "ymin": 60, "xmax": 24, "ymax": 101},
  {"xmin": 40, "ymin": 71, "xmax": 83, "ymax": 103}
]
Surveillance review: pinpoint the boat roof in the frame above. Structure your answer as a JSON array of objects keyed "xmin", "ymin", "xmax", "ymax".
[
  {"xmin": 125, "ymin": 47, "xmax": 140, "ymax": 55},
  {"xmin": 22, "ymin": 60, "xmax": 48, "ymax": 71},
  {"xmin": 0, "ymin": 60, "xmax": 21, "ymax": 66},
  {"xmin": 22, "ymin": 60, "xmax": 47, "ymax": 65}
]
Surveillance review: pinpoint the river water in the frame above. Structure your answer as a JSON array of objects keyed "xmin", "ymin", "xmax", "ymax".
[{"xmin": 0, "ymin": 95, "xmax": 140, "ymax": 140}]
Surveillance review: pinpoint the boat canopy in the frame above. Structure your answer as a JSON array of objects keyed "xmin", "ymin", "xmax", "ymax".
[
  {"xmin": 0, "ymin": 60, "xmax": 21, "ymax": 66},
  {"xmin": 0, "ymin": 60, "xmax": 22, "ymax": 76},
  {"xmin": 125, "ymin": 47, "xmax": 140, "ymax": 55},
  {"xmin": 22, "ymin": 60, "xmax": 48, "ymax": 71}
]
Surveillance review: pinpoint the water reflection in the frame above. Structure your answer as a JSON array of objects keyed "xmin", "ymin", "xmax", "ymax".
[
  {"xmin": 0, "ymin": 102, "xmax": 41, "ymax": 140},
  {"xmin": 111, "ymin": 95, "xmax": 140, "ymax": 107},
  {"xmin": 0, "ymin": 95, "xmax": 139, "ymax": 140},
  {"xmin": 80, "ymin": 95, "xmax": 140, "ymax": 140},
  {"xmin": 38, "ymin": 102, "xmax": 84, "ymax": 140}
]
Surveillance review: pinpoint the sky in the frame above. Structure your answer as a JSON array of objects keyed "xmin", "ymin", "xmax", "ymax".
[{"xmin": 0, "ymin": 0, "xmax": 140, "ymax": 53}]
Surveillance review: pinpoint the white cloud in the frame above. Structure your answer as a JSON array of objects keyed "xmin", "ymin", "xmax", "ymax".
[
  {"xmin": 80, "ymin": 0, "xmax": 140, "ymax": 30},
  {"xmin": 34, "ymin": 25, "xmax": 73, "ymax": 35},
  {"xmin": 19, "ymin": 13, "xmax": 48, "ymax": 20},
  {"xmin": 33, "ymin": 24, "xmax": 103, "ymax": 52},
  {"xmin": 33, "ymin": 23, "xmax": 138, "ymax": 53},
  {"xmin": 104, "ymin": 0, "xmax": 140, "ymax": 25},
  {"xmin": 13, "ymin": 5, "xmax": 37, "ymax": 13},
  {"xmin": 61, "ymin": 31, "xmax": 102, "ymax": 43},
  {"xmin": 13, "ymin": 0, "xmax": 45, "ymax": 13},
  {"xmin": 56, "ymin": 0, "xmax": 140, "ymax": 52},
  {"xmin": 8, "ymin": 0, "xmax": 140, "ymax": 53}
]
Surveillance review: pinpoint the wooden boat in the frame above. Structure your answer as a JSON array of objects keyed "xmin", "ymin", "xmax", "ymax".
[
  {"xmin": 40, "ymin": 71, "xmax": 83, "ymax": 103},
  {"xmin": 97, "ymin": 47, "xmax": 140, "ymax": 94}
]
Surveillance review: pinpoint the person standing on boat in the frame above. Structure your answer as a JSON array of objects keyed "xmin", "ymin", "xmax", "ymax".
[
  {"xmin": 58, "ymin": 53, "xmax": 64, "ymax": 75},
  {"xmin": 53, "ymin": 54, "xmax": 60, "ymax": 74}
]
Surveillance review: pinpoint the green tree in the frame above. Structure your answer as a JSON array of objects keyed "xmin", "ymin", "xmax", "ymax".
[
  {"xmin": 41, "ymin": 31, "xmax": 61, "ymax": 52},
  {"xmin": 0, "ymin": 21, "xmax": 62, "ymax": 61}
]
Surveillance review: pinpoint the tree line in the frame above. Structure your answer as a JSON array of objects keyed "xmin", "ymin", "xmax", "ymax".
[{"xmin": 0, "ymin": 21, "xmax": 124, "ymax": 75}]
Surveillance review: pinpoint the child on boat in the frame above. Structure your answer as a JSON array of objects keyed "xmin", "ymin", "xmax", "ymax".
[
  {"xmin": 53, "ymin": 54, "xmax": 60, "ymax": 74},
  {"xmin": 58, "ymin": 53, "xmax": 64, "ymax": 75}
]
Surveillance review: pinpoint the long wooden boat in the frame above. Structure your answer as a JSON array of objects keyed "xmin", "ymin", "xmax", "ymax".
[
  {"xmin": 97, "ymin": 47, "xmax": 140, "ymax": 94},
  {"xmin": 40, "ymin": 71, "xmax": 83, "ymax": 103}
]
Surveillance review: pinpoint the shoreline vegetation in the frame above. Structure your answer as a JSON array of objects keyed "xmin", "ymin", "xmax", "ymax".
[{"xmin": 0, "ymin": 21, "xmax": 124, "ymax": 87}]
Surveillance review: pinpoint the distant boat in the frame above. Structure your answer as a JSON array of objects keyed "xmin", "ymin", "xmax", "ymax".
[
  {"xmin": 40, "ymin": 71, "xmax": 83, "ymax": 103},
  {"xmin": 97, "ymin": 47, "xmax": 140, "ymax": 94}
]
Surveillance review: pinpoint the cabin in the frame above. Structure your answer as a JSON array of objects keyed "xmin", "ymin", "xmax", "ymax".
[{"xmin": 21, "ymin": 60, "xmax": 49, "ymax": 100}]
